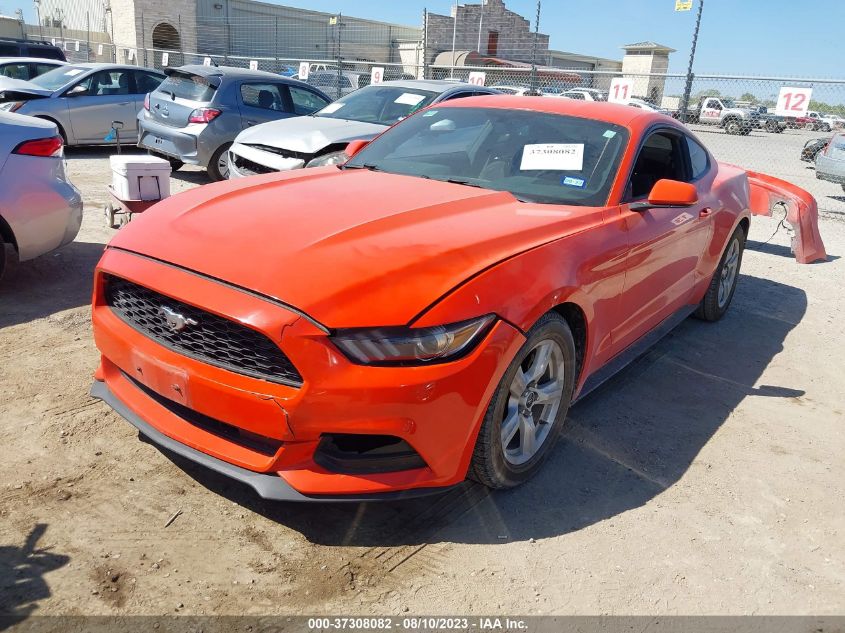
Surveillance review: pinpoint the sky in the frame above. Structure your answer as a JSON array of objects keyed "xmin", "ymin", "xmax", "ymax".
[{"xmin": 3, "ymin": 0, "xmax": 843, "ymax": 78}]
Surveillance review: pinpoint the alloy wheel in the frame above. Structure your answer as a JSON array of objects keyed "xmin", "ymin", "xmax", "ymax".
[
  {"xmin": 718, "ymin": 238, "xmax": 740, "ymax": 308},
  {"xmin": 501, "ymin": 340, "xmax": 566, "ymax": 466}
]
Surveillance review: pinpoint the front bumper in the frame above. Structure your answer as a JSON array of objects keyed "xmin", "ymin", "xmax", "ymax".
[
  {"xmin": 227, "ymin": 142, "xmax": 305, "ymax": 179},
  {"xmin": 91, "ymin": 248, "xmax": 525, "ymax": 498}
]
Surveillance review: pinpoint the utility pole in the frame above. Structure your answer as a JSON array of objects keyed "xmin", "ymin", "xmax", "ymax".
[{"xmin": 680, "ymin": 0, "xmax": 704, "ymax": 123}]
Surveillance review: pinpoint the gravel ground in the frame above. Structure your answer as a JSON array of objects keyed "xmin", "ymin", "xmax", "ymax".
[{"xmin": 1, "ymin": 144, "xmax": 843, "ymax": 617}]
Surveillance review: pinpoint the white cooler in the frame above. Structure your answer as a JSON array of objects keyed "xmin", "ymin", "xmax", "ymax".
[{"xmin": 110, "ymin": 154, "xmax": 172, "ymax": 201}]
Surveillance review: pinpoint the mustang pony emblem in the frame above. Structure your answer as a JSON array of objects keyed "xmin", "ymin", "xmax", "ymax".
[{"xmin": 159, "ymin": 306, "xmax": 198, "ymax": 332}]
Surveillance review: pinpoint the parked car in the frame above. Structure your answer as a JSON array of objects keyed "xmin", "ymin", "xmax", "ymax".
[
  {"xmin": 789, "ymin": 111, "xmax": 832, "ymax": 132},
  {"xmin": 0, "ymin": 37, "xmax": 66, "ymax": 61},
  {"xmin": 227, "ymin": 80, "xmax": 501, "ymax": 178},
  {"xmin": 0, "ymin": 57, "xmax": 66, "ymax": 81},
  {"xmin": 0, "ymin": 63, "xmax": 165, "ymax": 145},
  {"xmin": 89, "ymin": 96, "xmax": 813, "ymax": 501},
  {"xmin": 137, "ymin": 65, "xmax": 331, "ymax": 181},
  {"xmin": 307, "ymin": 71, "xmax": 362, "ymax": 98},
  {"xmin": 815, "ymin": 132, "xmax": 845, "ymax": 192},
  {"xmin": 749, "ymin": 105, "xmax": 786, "ymax": 133},
  {"xmin": 561, "ymin": 88, "xmax": 607, "ymax": 101},
  {"xmin": 0, "ymin": 112, "xmax": 82, "ymax": 279},
  {"xmin": 623, "ymin": 97, "xmax": 671, "ymax": 115},
  {"xmin": 800, "ymin": 137, "xmax": 830, "ymax": 162}
]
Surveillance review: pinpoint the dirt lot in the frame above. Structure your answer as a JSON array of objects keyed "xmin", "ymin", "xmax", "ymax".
[{"xmin": 1, "ymin": 146, "xmax": 844, "ymax": 617}]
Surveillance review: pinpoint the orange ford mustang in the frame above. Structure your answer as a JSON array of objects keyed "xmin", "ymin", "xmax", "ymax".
[{"xmin": 90, "ymin": 96, "xmax": 823, "ymax": 501}]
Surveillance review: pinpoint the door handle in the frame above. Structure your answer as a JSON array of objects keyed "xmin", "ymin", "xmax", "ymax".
[
  {"xmin": 246, "ymin": 120, "xmax": 258, "ymax": 126},
  {"xmin": 699, "ymin": 207, "xmax": 713, "ymax": 218}
]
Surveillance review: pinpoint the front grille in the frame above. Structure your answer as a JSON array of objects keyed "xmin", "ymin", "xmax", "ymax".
[
  {"xmin": 232, "ymin": 153, "xmax": 276, "ymax": 176},
  {"xmin": 104, "ymin": 274, "xmax": 303, "ymax": 386}
]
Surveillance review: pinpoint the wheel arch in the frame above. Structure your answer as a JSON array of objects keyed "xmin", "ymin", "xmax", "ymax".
[
  {"xmin": 550, "ymin": 301, "xmax": 587, "ymax": 387},
  {"xmin": 0, "ymin": 214, "xmax": 18, "ymax": 250}
]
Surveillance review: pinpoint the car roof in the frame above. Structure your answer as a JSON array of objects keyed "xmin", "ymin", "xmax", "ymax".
[
  {"xmin": 61, "ymin": 62, "xmax": 163, "ymax": 73},
  {"xmin": 0, "ymin": 57, "xmax": 67, "ymax": 65},
  {"xmin": 430, "ymin": 94, "xmax": 668, "ymax": 130},
  {"xmin": 173, "ymin": 64, "xmax": 291, "ymax": 80},
  {"xmin": 377, "ymin": 79, "xmax": 498, "ymax": 94}
]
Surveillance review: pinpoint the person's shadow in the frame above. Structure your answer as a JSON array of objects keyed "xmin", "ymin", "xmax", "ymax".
[
  {"xmin": 156, "ymin": 273, "xmax": 807, "ymax": 547},
  {"xmin": 0, "ymin": 524, "xmax": 69, "ymax": 625}
]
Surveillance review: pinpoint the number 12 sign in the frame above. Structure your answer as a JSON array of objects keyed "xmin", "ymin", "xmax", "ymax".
[
  {"xmin": 775, "ymin": 87, "xmax": 812, "ymax": 117},
  {"xmin": 608, "ymin": 77, "xmax": 634, "ymax": 104}
]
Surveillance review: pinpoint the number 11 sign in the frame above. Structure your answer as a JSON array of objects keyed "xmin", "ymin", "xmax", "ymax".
[
  {"xmin": 775, "ymin": 87, "xmax": 812, "ymax": 117},
  {"xmin": 608, "ymin": 77, "xmax": 633, "ymax": 104}
]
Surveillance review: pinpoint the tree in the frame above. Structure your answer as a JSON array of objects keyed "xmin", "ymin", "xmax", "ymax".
[{"xmin": 739, "ymin": 92, "xmax": 759, "ymax": 104}]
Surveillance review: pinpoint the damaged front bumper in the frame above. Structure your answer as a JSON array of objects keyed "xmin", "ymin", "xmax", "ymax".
[{"xmin": 746, "ymin": 171, "xmax": 827, "ymax": 264}]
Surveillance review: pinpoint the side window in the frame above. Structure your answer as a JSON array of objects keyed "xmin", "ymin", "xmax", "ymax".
[
  {"xmin": 34, "ymin": 63, "xmax": 59, "ymax": 76},
  {"xmin": 340, "ymin": 76, "xmax": 352, "ymax": 89},
  {"xmin": 441, "ymin": 91, "xmax": 474, "ymax": 101},
  {"xmin": 91, "ymin": 70, "xmax": 131, "ymax": 96},
  {"xmin": 289, "ymin": 86, "xmax": 329, "ymax": 115},
  {"xmin": 240, "ymin": 83, "xmax": 285, "ymax": 111},
  {"xmin": 569, "ymin": 92, "xmax": 585, "ymax": 100},
  {"xmin": 134, "ymin": 71, "xmax": 163, "ymax": 94},
  {"xmin": 628, "ymin": 131, "xmax": 687, "ymax": 200},
  {"xmin": 686, "ymin": 136, "xmax": 709, "ymax": 180},
  {"xmin": 1, "ymin": 63, "xmax": 29, "ymax": 80}
]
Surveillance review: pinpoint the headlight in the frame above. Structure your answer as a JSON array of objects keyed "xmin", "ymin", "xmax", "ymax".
[
  {"xmin": 332, "ymin": 315, "xmax": 496, "ymax": 365},
  {"xmin": 306, "ymin": 150, "xmax": 348, "ymax": 168},
  {"xmin": 0, "ymin": 101, "xmax": 24, "ymax": 113}
]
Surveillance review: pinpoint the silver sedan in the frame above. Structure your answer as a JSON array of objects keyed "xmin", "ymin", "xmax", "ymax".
[
  {"xmin": 0, "ymin": 111, "xmax": 82, "ymax": 278},
  {"xmin": 0, "ymin": 63, "xmax": 165, "ymax": 145}
]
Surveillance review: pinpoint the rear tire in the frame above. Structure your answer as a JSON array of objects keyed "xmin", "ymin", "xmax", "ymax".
[
  {"xmin": 694, "ymin": 225, "xmax": 746, "ymax": 322},
  {"xmin": 207, "ymin": 143, "xmax": 232, "ymax": 182},
  {"xmin": 469, "ymin": 312, "xmax": 576, "ymax": 489}
]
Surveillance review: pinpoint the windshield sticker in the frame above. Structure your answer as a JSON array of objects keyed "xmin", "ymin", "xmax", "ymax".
[
  {"xmin": 603, "ymin": 130, "xmax": 617, "ymax": 139},
  {"xmin": 520, "ymin": 144, "xmax": 584, "ymax": 171},
  {"xmin": 561, "ymin": 176, "xmax": 586, "ymax": 188},
  {"xmin": 423, "ymin": 110, "xmax": 438, "ymax": 117},
  {"xmin": 320, "ymin": 102, "xmax": 344, "ymax": 113},
  {"xmin": 395, "ymin": 92, "xmax": 426, "ymax": 106},
  {"xmin": 65, "ymin": 69, "xmax": 84, "ymax": 77}
]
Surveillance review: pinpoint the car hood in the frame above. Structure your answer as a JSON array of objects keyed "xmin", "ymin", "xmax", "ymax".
[
  {"xmin": 234, "ymin": 116, "xmax": 387, "ymax": 154},
  {"xmin": 107, "ymin": 168, "xmax": 596, "ymax": 327}
]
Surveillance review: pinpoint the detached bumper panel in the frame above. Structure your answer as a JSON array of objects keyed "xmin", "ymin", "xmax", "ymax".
[{"xmin": 90, "ymin": 379, "xmax": 455, "ymax": 503}]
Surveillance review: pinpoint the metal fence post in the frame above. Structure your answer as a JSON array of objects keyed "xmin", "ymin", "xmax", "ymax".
[
  {"xmin": 422, "ymin": 8, "xmax": 428, "ymax": 80},
  {"xmin": 274, "ymin": 17, "xmax": 279, "ymax": 73},
  {"xmin": 141, "ymin": 11, "xmax": 147, "ymax": 66},
  {"xmin": 529, "ymin": 0, "xmax": 541, "ymax": 94},
  {"xmin": 336, "ymin": 13, "xmax": 343, "ymax": 100},
  {"xmin": 86, "ymin": 11, "xmax": 91, "ymax": 62}
]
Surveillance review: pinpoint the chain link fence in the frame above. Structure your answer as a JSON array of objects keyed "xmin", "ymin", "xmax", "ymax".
[{"xmin": 14, "ymin": 10, "xmax": 845, "ymax": 216}]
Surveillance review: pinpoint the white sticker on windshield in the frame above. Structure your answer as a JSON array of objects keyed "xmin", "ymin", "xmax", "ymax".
[
  {"xmin": 603, "ymin": 130, "xmax": 617, "ymax": 139},
  {"xmin": 395, "ymin": 92, "xmax": 425, "ymax": 106},
  {"xmin": 520, "ymin": 144, "xmax": 584, "ymax": 171},
  {"xmin": 423, "ymin": 110, "xmax": 438, "ymax": 117},
  {"xmin": 65, "ymin": 69, "xmax": 84, "ymax": 77},
  {"xmin": 320, "ymin": 102, "xmax": 344, "ymax": 113}
]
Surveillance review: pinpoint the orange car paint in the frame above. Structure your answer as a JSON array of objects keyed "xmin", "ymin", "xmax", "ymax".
[{"xmin": 90, "ymin": 96, "xmax": 815, "ymax": 498}]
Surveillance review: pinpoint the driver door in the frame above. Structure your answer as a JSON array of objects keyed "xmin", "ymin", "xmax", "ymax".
[
  {"xmin": 699, "ymin": 98, "xmax": 722, "ymax": 125},
  {"xmin": 611, "ymin": 129, "xmax": 713, "ymax": 355},
  {"xmin": 64, "ymin": 69, "xmax": 139, "ymax": 143}
]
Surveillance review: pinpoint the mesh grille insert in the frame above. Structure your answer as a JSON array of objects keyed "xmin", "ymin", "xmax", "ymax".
[{"xmin": 104, "ymin": 274, "xmax": 302, "ymax": 386}]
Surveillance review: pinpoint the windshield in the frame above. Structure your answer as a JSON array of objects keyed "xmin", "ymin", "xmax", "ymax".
[
  {"xmin": 346, "ymin": 106, "xmax": 629, "ymax": 206},
  {"xmin": 30, "ymin": 65, "xmax": 88, "ymax": 91},
  {"xmin": 314, "ymin": 85, "xmax": 438, "ymax": 126}
]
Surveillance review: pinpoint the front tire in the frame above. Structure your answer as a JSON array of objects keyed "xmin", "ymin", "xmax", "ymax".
[
  {"xmin": 724, "ymin": 119, "xmax": 741, "ymax": 135},
  {"xmin": 694, "ymin": 225, "xmax": 746, "ymax": 322},
  {"xmin": 469, "ymin": 312, "xmax": 576, "ymax": 489}
]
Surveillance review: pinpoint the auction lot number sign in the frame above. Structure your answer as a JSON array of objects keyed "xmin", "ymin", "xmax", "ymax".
[
  {"xmin": 608, "ymin": 77, "xmax": 634, "ymax": 104},
  {"xmin": 775, "ymin": 87, "xmax": 813, "ymax": 117}
]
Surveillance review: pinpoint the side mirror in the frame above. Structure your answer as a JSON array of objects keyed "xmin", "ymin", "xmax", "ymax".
[
  {"xmin": 630, "ymin": 179, "xmax": 698, "ymax": 212},
  {"xmin": 344, "ymin": 139, "xmax": 370, "ymax": 159},
  {"xmin": 68, "ymin": 84, "xmax": 88, "ymax": 96}
]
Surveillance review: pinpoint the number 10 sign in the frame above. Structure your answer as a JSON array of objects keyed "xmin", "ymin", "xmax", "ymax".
[
  {"xmin": 608, "ymin": 77, "xmax": 633, "ymax": 104},
  {"xmin": 775, "ymin": 87, "xmax": 812, "ymax": 117}
]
